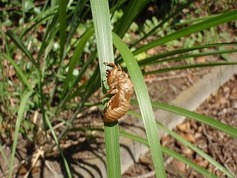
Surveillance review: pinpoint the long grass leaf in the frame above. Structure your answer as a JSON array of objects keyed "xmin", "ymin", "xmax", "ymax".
[
  {"xmin": 45, "ymin": 112, "xmax": 72, "ymax": 178},
  {"xmin": 153, "ymin": 49, "xmax": 237, "ymax": 64},
  {"xmin": 139, "ymin": 42, "xmax": 237, "ymax": 66},
  {"xmin": 114, "ymin": 0, "xmax": 149, "ymax": 38},
  {"xmin": 3, "ymin": 54, "xmax": 33, "ymax": 90},
  {"xmin": 20, "ymin": 7, "xmax": 57, "ymax": 37},
  {"xmin": 62, "ymin": 28, "xmax": 94, "ymax": 93},
  {"xmin": 59, "ymin": 0, "xmax": 67, "ymax": 59},
  {"xmin": 126, "ymin": 110, "xmax": 235, "ymax": 177},
  {"xmin": 132, "ymin": 0, "xmax": 195, "ymax": 47},
  {"xmin": 65, "ymin": 0, "xmax": 89, "ymax": 47},
  {"xmin": 90, "ymin": 0, "xmax": 121, "ymax": 178},
  {"xmin": 121, "ymin": 130, "xmax": 217, "ymax": 178},
  {"xmin": 145, "ymin": 62, "xmax": 237, "ymax": 75},
  {"xmin": 113, "ymin": 33, "xmax": 166, "ymax": 178},
  {"xmin": 162, "ymin": 147, "xmax": 218, "ymax": 178},
  {"xmin": 157, "ymin": 123, "xmax": 235, "ymax": 178},
  {"xmin": 9, "ymin": 91, "xmax": 33, "ymax": 178},
  {"xmin": 0, "ymin": 143, "xmax": 9, "ymax": 170},
  {"xmin": 152, "ymin": 102, "xmax": 237, "ymax": 139},
  {"xmin": 59, "ymin": 54, "xmax": 96, "ymax": 110},
  {"xmin": 6, "ymin": 30, "xmax": 37, "ymax": 67},
  {"xmin": 134, "ymin": 10, "xmax": 237, "ymax": 55}
]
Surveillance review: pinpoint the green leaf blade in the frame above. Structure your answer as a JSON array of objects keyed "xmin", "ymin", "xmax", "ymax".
[{"xmin": 113, "ymin": 33, "xmax": 166, "ymax": 178}]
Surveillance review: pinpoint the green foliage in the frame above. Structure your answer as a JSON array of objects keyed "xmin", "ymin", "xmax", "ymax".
[
  {"xmin": 90, "ymin": 1, "xmax": 121, "ymax": 178},
  {"xmin": 113, "ymin": 33, "xmax": 166, "ymax": 177},
  {"xmin": 0, "ymin": 0, "xmax": 237, "ymax": 177}
]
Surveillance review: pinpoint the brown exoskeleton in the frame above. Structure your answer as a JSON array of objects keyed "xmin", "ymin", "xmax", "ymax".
[{"xmin": 102, "ymin": 62, "xmax": 134, "ymax": 122}]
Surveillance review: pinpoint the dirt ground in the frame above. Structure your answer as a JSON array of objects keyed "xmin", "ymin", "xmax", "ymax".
[
  {"xmin": 2, "ymin": 63, "xmax": 237, "ymax": 178},
  {"xmin": 0, "ymin": 64, "xmax": 213, "ymax": 178},
  {"xmin": 123, "ymin": 75, "xmax": 237, "ymax": 178}
]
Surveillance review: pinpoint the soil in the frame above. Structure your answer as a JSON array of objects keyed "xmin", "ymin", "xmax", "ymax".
[
  {"xmin": 1, "ymin": 57, "xmax": 235, "ymax": 178},
  {"xmin": 0, "ymin": 63, "xmax": 211, "ymax": 178},
  {"xmin": 123, "ymin": 75, "xmax": 237, "ymax": 178},
  {"xmin": 1, "ymin": 36, "xmax": 236, "ymax": 178}
]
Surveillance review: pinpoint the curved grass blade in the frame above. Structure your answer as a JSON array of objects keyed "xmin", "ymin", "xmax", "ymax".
[
  {"xmin": 113, "ymin": 33, "xmax": 166, "ymax": 178},
  {"xmin": 113, "ymin": 0, "xmax": 149, "ymax": 38},
  {"xmin": 9, "ymin": 90, "xmax": 33, "ymax": 178},
  {"xmin": 157, "ymin": 123, "xmax": 235, "ymax": 178},
  {"xmin": 120, "ymin": 130, "xmax": 217, "ymax": 178},
  {"xmin": 20, "ymin": 7, "xmax": 57, "ymax": 37},
  {"xmin": 152, "ymin": 102, "xmax": 237, "ymax": 139},
  {"xmin": 65, "ymin": 0, "xmax": 89, "ymax": 47},
  {"xmin": 62, "ymin": 27, "xmax": 94, "ymax": 94},
  {"xmin": 162, "ymin": 147, "xmax": 218, "ymax": 178},
  {"xmin": 132, "ymin": 0, "xmax": 195, "ymax": 48},
  {"xmin": 152, "ymin": 49, "xmax": 237, "ymax": 64},
  {"xmin": 134, "ymin": 10, "xmax": 237, "ymax": 55},
  {"xmin": 6, "ymin": 30, "xmax": 37, "ymax": 67},
  {"xmin": 127, "ymin": 109, "xmax": 235, "ymax": 177},
  {"xmin": 0, "ymin": 144, "xmax": 9, "ymax": 170},
  {"xmin": 36, "ymin": 5, "xmax": 60, "ymax": 63},
  {"xmin": 59, "ymin": 51, "xmax": 95, "ymax": 110},
  {"xmin": 145, "ymin": 62, "xmax": 237, "ymax": 75},
  {"xmin": 3, "ymin": 54, "xmax": 33, "ymax": 90},
  {"xmin": 45, "ymin": 112, "xmax": 72, "ymax": 178},
  {"xmin": 139, "ymin": 42, "xmax": 237, "ymax": 66}
]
